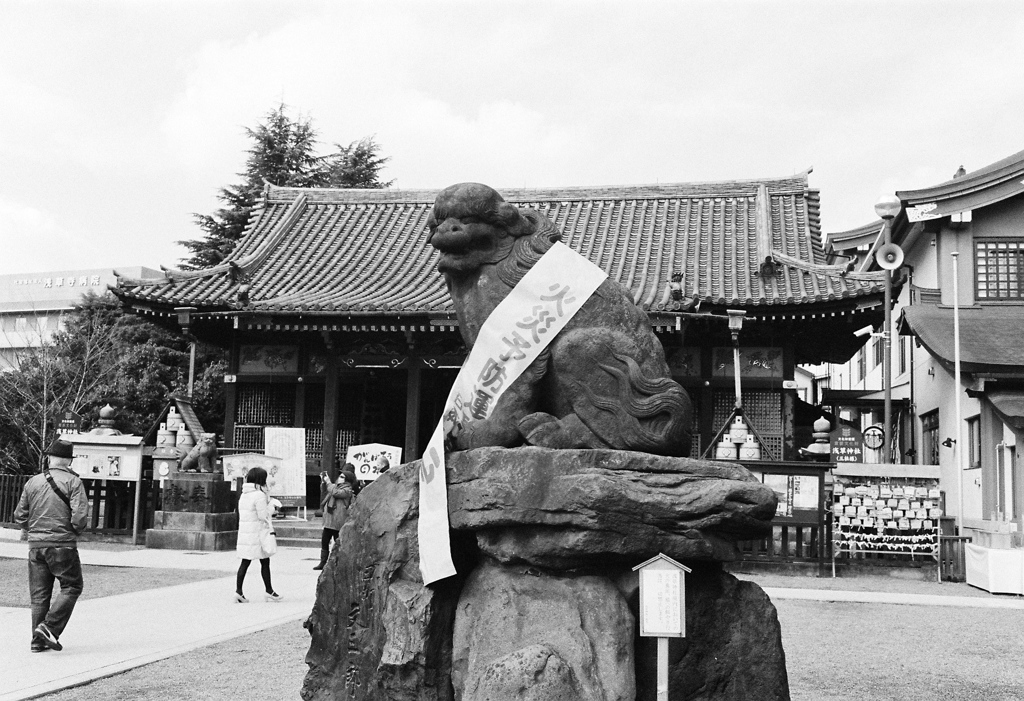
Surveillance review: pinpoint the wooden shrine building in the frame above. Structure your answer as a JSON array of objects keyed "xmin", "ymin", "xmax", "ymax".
[{"xmin": 114, "ymin": 175, "xmax": 890, "ymax": 502}]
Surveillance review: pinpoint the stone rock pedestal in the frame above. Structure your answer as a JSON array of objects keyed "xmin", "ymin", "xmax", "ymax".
[
  {"xmin": 146, "ymin": 473, "xmax": 238, "ymax": 550},
  {"xmin": 302, "ymin": 447, "xmax": 790, "ymax": 701},
  {"xmin": 453, "ymin": 557, "xmax": 635, "ymax": 701}
]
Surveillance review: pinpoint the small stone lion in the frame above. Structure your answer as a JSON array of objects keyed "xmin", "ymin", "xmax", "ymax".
[
  {"xmin": 427, "ymin": 182, "xmax": 693, "ymax": 456},
  {"xmin": 179, "ymin": 433, "xmax": 219, "ymax": 473}
]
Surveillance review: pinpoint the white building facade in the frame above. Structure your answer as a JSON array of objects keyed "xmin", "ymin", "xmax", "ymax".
[
  {"xmin": 0, "ymin": 267, "xmax": 160, "ymax": 369},
  {"xmin": 825, "ymin": 150, "xmax": 1024, "ymax": 559}
]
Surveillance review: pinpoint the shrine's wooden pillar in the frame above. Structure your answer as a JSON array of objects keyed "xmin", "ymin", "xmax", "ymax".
[
  {"xmin": 294, "ymin": 382, "xmax": 306, "ymax": 430},
  {"xmin": 224, "ymin": 340, "xmax": 238, "ymax": 447},
  {"xmin": 322, "ymin": 351, "xmax": 340, "ymax": 479},
  {"xmin": 405, "ymin": 363, "xmax": 422, "ymax": 462},
  {"xmin": 699, "ymin": 344, "xmax": 715, "ymax": 457},
  {"xmin": 782, "ymin": 341, "xmax": 796, "ymax": 461}
]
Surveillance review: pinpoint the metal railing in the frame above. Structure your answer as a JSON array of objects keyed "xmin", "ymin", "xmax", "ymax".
[{"xmin": 0, "ymin": 474, "xmax": 30, "ymax": 526}]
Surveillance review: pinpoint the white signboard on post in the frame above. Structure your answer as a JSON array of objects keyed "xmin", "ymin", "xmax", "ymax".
[
  {"xmin": 641, "ymin": 569, "xmax": 684, "ymax": 637},
  {"xmin": 263, "ymin": 427, "xmax": 306, "ymax": 505},
  {"xmin": 345, "ymin": 443, "xmax": 402, "ymax": 482},
  {"xmin": 634, "ymin": 553, "xmax": 690, "ymax": 701},
  {"xmin": 635, "ymin": 554, "xmax": 689, "ymax": 638}
]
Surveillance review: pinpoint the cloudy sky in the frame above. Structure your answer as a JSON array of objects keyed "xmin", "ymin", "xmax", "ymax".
[{"xmin": 1, "ymin": 0, "xmax": 1022, "ymax": 276}]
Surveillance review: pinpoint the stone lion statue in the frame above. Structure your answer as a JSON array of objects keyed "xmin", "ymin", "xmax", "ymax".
[
  {"xmin": 179, "ymin": 433, "xmax": 219, "ymax": 473},
  {"xmin": 427, "ymin": 182, "xmax": 693, "ymax": 456}
]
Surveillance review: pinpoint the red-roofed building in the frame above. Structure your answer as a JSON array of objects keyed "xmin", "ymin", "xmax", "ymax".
[{"xmin": 115, "ymin": 176, "xmax": 888, "ymax": 496}]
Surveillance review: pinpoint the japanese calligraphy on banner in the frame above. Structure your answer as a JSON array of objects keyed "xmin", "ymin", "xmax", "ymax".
[{"xmin": 418, "ymin": 242, "xmax": 608, "ymax": 584}]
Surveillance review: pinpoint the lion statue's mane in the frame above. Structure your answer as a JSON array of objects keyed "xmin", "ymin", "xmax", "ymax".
[{"xmin": 428, "ymin": 182, "xmax": 692, "ymax": 457}]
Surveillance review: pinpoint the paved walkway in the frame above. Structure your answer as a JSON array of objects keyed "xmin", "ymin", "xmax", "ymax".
[
  {"xmin": 0, "ymin": 529, "xmax": 321, "ymax": 701},
  {"xmin": 4, "ymin": 525, "xmax": 1024, "ymax": 700},
  {"xmin": 761, "ymin": 585, "xmax": 1024, "ymax": 609}
]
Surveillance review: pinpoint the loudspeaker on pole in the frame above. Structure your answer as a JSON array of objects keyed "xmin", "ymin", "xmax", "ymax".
[{"xmin": 875, "ymin": 243, "xmax": 904, "ymax": 270}]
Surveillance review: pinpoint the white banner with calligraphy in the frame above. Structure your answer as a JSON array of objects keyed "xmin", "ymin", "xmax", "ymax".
[{"xmin": 418, "ymin": 241, "xmax": 607, "ymax": 584}]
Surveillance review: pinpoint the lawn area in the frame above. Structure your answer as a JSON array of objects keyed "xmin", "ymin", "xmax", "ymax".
[{"xmin": 0, "ymin": 556, "xmax": 226, "ymax": 608}]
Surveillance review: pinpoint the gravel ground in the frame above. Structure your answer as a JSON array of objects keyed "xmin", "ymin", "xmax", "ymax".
[
  {"xmin": 0, "ymin": 557, "xmax": 225, "ymax": 608},
  {"xmin": 778, "ymin": 598, "xmax": 1024, "ymax": 701},
  {"xmin": 23, "ymin": 568, "xmax": 1024, "ymax": 700},
  {"xmin": 38, "ymin": 620, "xmax": 310, "ymax": 701}
]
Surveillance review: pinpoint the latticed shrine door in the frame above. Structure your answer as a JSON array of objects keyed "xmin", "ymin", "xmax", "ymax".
[
  {"xmin": 712, "ymin": 390, "xmax": 784, "ymax": 461},
  {"xmin": 234, "ymin": 384, "xmax": 296, "ymax": 453}
]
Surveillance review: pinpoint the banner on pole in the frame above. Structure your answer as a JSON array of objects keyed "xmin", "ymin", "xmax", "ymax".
[{"xmin": 418, "ymin": 242, "xmax": 607, "ymax": 584}]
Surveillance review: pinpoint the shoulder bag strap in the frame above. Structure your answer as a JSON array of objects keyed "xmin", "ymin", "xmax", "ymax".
[{"xmin": 44, "ymin": 469, "xmax": 73, "ymax": 511}]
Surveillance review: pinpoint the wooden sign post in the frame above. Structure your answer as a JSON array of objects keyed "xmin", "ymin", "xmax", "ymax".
[{"xmin": 633, "ymin": 553, "xmax": 691, "ymax": 701}]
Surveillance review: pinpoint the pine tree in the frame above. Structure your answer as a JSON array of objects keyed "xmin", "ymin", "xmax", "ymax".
[
  {"xmin": 323, "ymin": 137, "xmax": 394, "ymax": 189},
  {"xmin": 179, "ymin": 105, "xmax": 391, "ymax": 269}
]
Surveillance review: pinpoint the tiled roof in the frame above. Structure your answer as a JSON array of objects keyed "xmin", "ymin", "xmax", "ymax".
[{"xmin": 116, "ymin": 176, "xmax": 887, "ymax": 317}]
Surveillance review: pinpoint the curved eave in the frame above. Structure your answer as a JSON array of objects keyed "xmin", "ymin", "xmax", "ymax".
[
  {"xmin": 899, "ymin": 148, "xmax": 1024, "ymax": 204},
  {"xmin": 826, "ymin": 220, "xmax": 883, "ymax": 252},
  {"xmin": 897, "ymin": 148, "xmax": 1024, "ymax": 222}
]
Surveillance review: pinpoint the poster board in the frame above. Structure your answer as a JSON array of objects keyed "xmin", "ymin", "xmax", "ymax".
[
  {"xmin": 763, "ymin": 473, "xmax": 819, "ymax": 518},
  {"xmin": 345, "ymin": 443, "xmax": 403, "ymax": 482},
  {"xmin": 66, "ymin": 434, "xmax": 144, "ymax": 481},
  {"xmin": 222, "ymin": 453, "xmax": 283, "ymax": 484},
  {"xmin": 263, "ymin": 427, "xmax": 306, "ymax": 505}
]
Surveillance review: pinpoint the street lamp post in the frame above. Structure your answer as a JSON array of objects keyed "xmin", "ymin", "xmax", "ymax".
[
  {"xmin": 874, "ymin": 195, "xmax": 902, "ymax": 464},
  {"xmin": 727, "ymin": 310, "xmax": 746, "ymax": 411},
  {"xmin": 952, "ymin": 251, "xmax": 965, "ymax": 536},
  {"xmin": 175, "ymin": 306, "xmax": 198, "ymax": 398}
]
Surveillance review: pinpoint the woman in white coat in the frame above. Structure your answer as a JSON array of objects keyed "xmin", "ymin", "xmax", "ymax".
[{"xmin": 235, "ymin": 467, "xmax": 282, "ymax": 603}]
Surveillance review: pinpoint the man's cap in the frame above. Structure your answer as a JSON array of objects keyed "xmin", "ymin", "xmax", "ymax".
[{"xmin": 44, "ymin": 439, "xmax": 74, "ymax": 460}]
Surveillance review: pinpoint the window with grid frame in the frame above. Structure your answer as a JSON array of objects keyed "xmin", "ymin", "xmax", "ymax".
[
  {"xmin": 871, "ymin": 337, "xmax": 884, "ymax": 369},
  {"xmin": 921, "ymin": 410, "xmax": 940, "ymax": 466},
  {"xmin": 976, "ymin": 240, "xmax": 1024, "ymax": 300},
  {"xmin": 967, "ymin": 415, "xmax": 981, "ymax": 469}
]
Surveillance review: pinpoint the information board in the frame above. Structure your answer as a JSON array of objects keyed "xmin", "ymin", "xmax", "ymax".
[
  {"xmin": 830, "ymin": 425, "xmax": 864, "ymax": 463},
  {"xmin": 640, "ymin": 569, "xmax": 684, "ymax": 637},
  {"xmin": 66, "ymin": 434, "xmax": 144, "ymax": 481},
  {"xmin": 263, "ymin": 427, "xmax": 306, "ymax": 504},
  {"xmin": 222, "ymin": 453, "xmax": 283, "ymax": 483}
]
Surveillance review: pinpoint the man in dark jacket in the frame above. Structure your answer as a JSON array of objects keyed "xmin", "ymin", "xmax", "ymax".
[{"xmin": 14, "ymin": 438, "xmax": 89, "ymax": 652}]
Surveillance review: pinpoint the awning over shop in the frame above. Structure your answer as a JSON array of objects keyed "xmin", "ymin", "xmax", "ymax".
[
  {"xmin": 986, "ymin": 390, "xmax": 1024, "ymax": 431},
  {"xmin": 900, "ymin": 305, "xmax": 1024, "ymax": 374}
]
